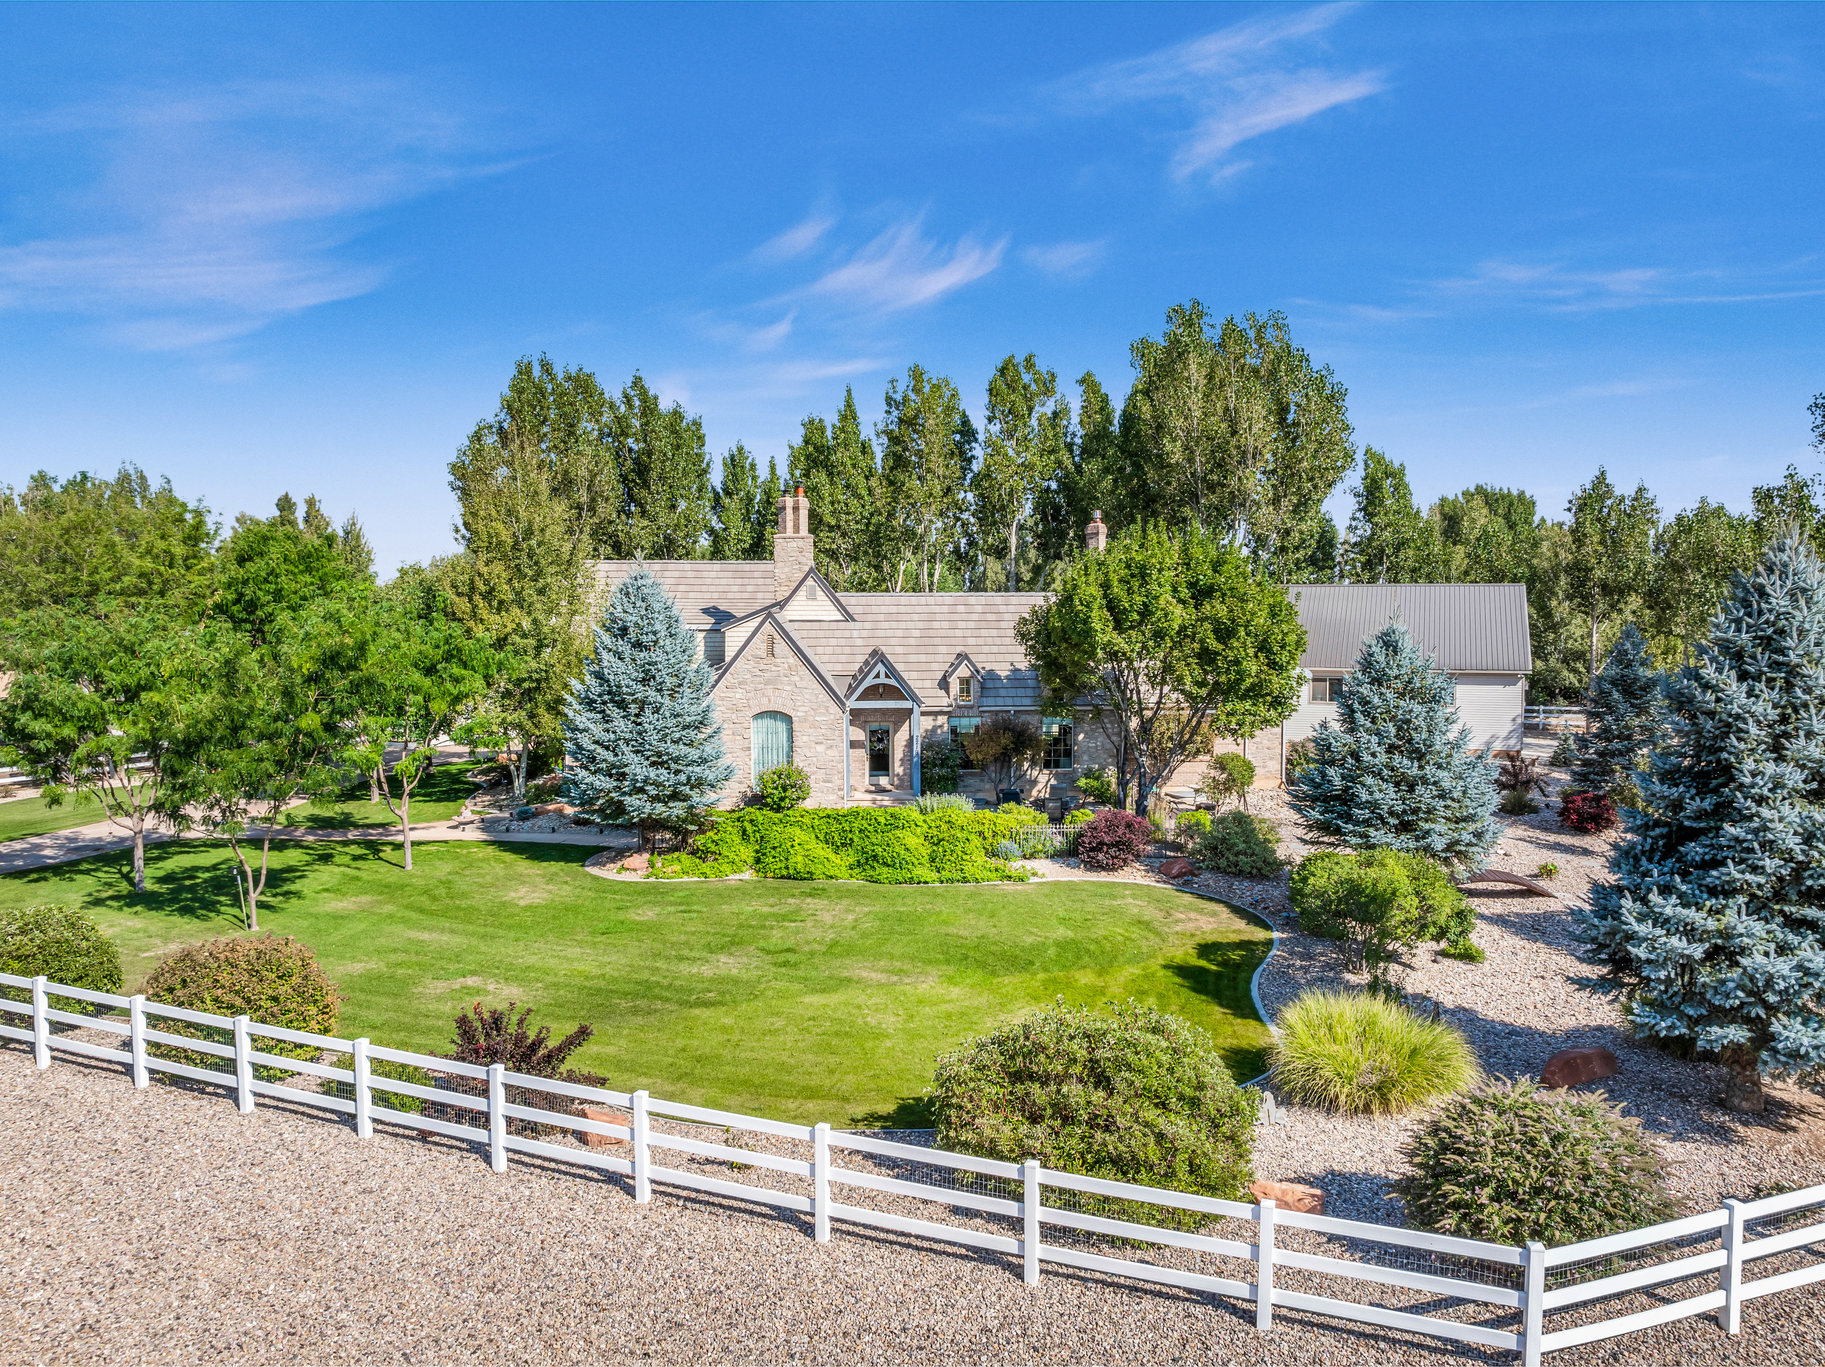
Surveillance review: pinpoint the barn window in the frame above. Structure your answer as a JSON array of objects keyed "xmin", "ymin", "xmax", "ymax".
[
  {"xmin": 751, "ymin": 711, "xmax": 793, "ymax": 779},
  {"xmin": 1311, "ymin": 675, "xmax": 1345, "ymax": 703}
]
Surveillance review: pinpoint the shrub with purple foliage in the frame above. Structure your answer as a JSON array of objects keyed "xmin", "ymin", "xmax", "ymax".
[
  {"xmin": 1076, "ymin": 809, "xmax": 1153, "ymax": 870},
  {"xmin": 1561, "ymin": 790, "xmax": 1618, "ymax": 833}
]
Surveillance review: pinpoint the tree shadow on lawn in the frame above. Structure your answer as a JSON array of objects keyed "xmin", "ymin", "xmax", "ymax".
[
  {"xmin": 1163, "ymin": 939, "xmax": 1273, "ymax": 1082},
  {"xmin": 4, "ymin": 838, "xmax": 399, "ymax": 924}
]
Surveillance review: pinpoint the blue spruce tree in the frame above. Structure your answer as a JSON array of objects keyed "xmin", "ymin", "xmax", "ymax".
[
  {"xmin": 1570, "ymin": 623, "xmax": 1664, "ymax": 802},
  {"xmin": 1578, "ymin": 532, "xmax": 1825, "ymax": 1113},
  {"xmin": 1288, "ymin": 622, "xmax": 1499, "ymax": 867},
  {"xmin": 563, "ymin": 569, "xmax": 735, "ymax": 850}
]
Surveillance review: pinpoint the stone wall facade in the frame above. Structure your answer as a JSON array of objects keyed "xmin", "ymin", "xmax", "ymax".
[{"xmin": 709, "ymin": 634, "xmax": 846, "ymax": 807}]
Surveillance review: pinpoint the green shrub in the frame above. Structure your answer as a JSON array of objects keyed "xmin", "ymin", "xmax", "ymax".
[
  {"xmin": 651, "ymin": 817, "xmax": 753, "ymax": 878},
  {"xmin": 919, "ymin": 739, "xmax": 964, "ymax": 794},
  {"xmin": 1438, "ymin": 939, "xmax": 1487, "ymax": 963},
  {"xmin": 1198, "ymin": 752, "xmax": 1255, "ymax": 809},
  {"xmin": 1499, "ymin": 786, "xmax": 1539, "ymax": 815},
  {"xmin": 1283, "ymin": 738, "xmax": 1317, "ymax": 783},
  {"xmin": 755, "ymin": 763, "xmax": 811, "ymax": 811},
  {"xmin": 1396, "ymin": 1078, "xmax": 1675, "ymax": 1244},
  {"xmin": 0, "ymin": 905, "xmax": 122, "ymax": 1012},
  {"xmin": 997, "ymin": 803, "xmax": 1046, "ymax": 823},
  {"xmin": 1063, "ymin": 807, "xmax": 1094, "ymax": 827},
  {"xmin": 1076, "ymin": 767, "xmax": 1118, "ymax": 805},
  {"xmin": 932, "ymin": 1000, "xmax": 1256, "ymax": 1214},
  {"xmin": 143, "ymin": 935, "xmax": 340, "ymax": 1073},
  {"xmin": 1194, "ymin": 811, "xmax": 1282, "ymax": 878},
  {"xmin": 1270, "ymin": 990, "xmax": 1478, "ymax": 1115},
  {"xmin": 851, "ymin": 823, "xmax": 935, "ymax": 884},
  {"xmin": 753, "ymin": 824, "xmax": 851, "ymax": 880},
  {"xmin": 1175, "ymin": 810, "xmax": 1213, "ymax": 839},
  {"xmin": 1290, "ymin": 849, "xmax": 1477, "ymax": 981},
  {"xmin": 1537, "ymin": 862, "xmax": 1559, "ymax": 879},
  {"xmin": 1076, "ymin": 809, "xmax": 1152, "ymax": 870}
]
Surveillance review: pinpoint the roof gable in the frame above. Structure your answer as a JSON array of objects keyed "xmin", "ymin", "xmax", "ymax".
[{"xmin": 1289, "ymin": 583, "xmax": 1533, "ymax": 674}]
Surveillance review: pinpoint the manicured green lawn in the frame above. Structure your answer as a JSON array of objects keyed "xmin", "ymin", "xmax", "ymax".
[
  {"xmin": 0, "ymin": 791, "xmax": 117, "ymax": 843},
  {"xmin": 0, "ymin": 839, "xmax": 1274, "ymax": 1124},
  {"xmin": 279, "ymin": 762, "xmax": 482, "ymax": 829}
]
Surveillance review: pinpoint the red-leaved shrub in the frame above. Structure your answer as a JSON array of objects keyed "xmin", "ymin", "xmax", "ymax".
[
  {"xmin": 1076, "ymin": 809, "xmax": 1153, "ymax": 870},
  {"xmin": 1560, "ymin": 791, "xmax": 1618, "ymax": 834}
]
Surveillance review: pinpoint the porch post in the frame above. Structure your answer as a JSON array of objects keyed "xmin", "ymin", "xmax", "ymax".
[
  {"xmin": 911, "ymin": 701, "xmax": 922, "ymax": 796},
  {"xmin": 842, "ymin": 702, "xmax": 851, "ymax": 804}
]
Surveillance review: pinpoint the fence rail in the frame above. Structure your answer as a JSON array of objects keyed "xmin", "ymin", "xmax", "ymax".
[
  {"xmin": 5, "ymin": 969, "xmax": 1822, "ymax": 1364},
  {"xmin": 1524, "ymin": 705, "xmax": 1588, "ymax": 732}
]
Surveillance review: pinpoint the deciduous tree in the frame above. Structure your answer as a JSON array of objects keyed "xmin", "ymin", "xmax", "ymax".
[{"xmin": 1566, "ymin": 469, "xmax": 1659, "ymax": 693}]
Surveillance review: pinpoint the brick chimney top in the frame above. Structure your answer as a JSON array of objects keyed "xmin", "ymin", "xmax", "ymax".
[
  {"xmin": 775, "ymin": 485, "xmax": 814, "ymax": 598},
  {"xmin": 1085, "ymin": 510, "xmax": 1108, "ymax": 553}
]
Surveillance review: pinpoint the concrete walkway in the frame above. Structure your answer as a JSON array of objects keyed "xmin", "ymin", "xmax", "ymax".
[{"xmin": 0, "ymin": 815, "xmax": 632, "ymax": 877}]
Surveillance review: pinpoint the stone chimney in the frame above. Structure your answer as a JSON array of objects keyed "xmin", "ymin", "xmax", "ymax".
[
  {"xmin": 1084, "ymin": 510, "xmax": 1108, "ymax": 554},
  {"xmin": 774, "ymin": 484, "xmax": 814, "ymax": 600}
]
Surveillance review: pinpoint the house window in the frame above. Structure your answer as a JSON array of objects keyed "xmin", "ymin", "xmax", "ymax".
[
  {"xmin": 1311, "ymin": 675, "xmax": 1345, "ymax": 703},
  {"xmin": 1042, "ymin": 717, "xmax": 1074, "ymax": 770},
  {"xmin": 949, "ymin": 715, "xmax": 980, "ymax": 770},
  {"xmin": 703, "ymin": 630, "xmax": 725, "ymax": 666},
  {"xmin": 957, "ymin": 676, "xmax": 972, "ymax": 703},
  {"xmin": 765, "ymin": 632, "xmax": 777, "ymax": 658},
  {"xmin": 752, "ymin": 711, "xmax": 793, "ymax": 779}
]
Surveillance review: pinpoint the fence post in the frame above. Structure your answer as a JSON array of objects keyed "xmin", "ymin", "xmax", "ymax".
[
  {"xmin": 31, "ymin": 975, "xmax": 49, "ymax": 1069},
  {"xmin": 128, "ymin": 995, "xmax": 148, "ymax": 1088},
  {"xmin": 488, "ymin": 1063, "xmax": 507, "ymax": 1173},
  {"xmin": 352, "ymin": 1038, "xmax": 373, "ymax": 1138},
  {"xmin": 233, "ymin": 1015, "xmax": 254, "ymax": 1114},
  {"xmin": 1719, "ymin": 1198, "xmax": 1746, "ymax": 1334},
  {"xmin": 1022, "ymin": 1159, "xmax": 1041, "ymax": 1286},
  {"xmin": 632, "ymin": 1089, "xmax": 651, "ymax": 1203},
  {"xmin": 1255, "ymin": 1198, "xmax": 1276, "ymax": 1332},
  {"xmin": 813, "ymin": 1121, "xmax": 831, "ymax": 1243},
  {"xmin": 1522, "ymin": 1241, "xmax": 1546, "ymax": 1367}
]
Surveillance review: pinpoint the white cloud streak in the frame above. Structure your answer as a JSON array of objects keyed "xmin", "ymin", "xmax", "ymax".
[
  {"xmin": 803, "ymin": 216, "xmax": 1006, "ymax": 312},
  {"xmin": 753, "ymin": 211, "xmax": 836, "ymax": 264},
  {"xmin": 1021, "ymin": 239, "xmax": 1107, "ymax": 278},
  {"xmin": 0, "ymin": 77, "xmax": 507, "ymax": 350},
  {"xmin": 1056, "ymin": 3, "xmax": 1385, "ymax": 182}
]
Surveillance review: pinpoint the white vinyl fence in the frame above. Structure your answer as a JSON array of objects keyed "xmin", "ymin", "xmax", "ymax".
[{"xmin": 5, "ymin": 969, "xmax": 1822, "ymax": 1366}]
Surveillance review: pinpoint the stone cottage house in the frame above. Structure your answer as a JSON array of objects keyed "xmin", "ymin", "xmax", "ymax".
[{"xmin": 588, "ymin": 488, "xmax": 1533, "ymax": 808}]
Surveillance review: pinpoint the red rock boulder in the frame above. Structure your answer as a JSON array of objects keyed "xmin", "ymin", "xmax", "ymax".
[
  {"xmin": 1249, "ymin": 1179, "xmax": 1324, "ymax": 1215},
  {"xmin": 619, "ymin": 851, "xmax": 651, "ymax": 873},
  {"xmin": 1539, "ymin": 1046, "xmax": 1618, "ymax": 1089},
  {"xmin": 1158, "ymin": 857, "xmax": 1198, "ymax": 880}
]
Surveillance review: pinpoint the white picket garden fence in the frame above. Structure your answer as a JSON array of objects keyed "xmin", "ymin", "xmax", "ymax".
[{"xmin": 5, "ymin": 969, "xmax": 1822, "ymax": 1365}]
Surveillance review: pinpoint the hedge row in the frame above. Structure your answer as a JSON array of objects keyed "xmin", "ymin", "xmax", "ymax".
[{"xmin": 651, "ymin": 806, "xmax": 1057, "ymax": 884}]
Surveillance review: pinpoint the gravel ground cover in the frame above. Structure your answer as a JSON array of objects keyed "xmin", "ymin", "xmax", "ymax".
[{"xmin": 5, "ymin": 1042, "xmax": 1823, "ymax": 1367}]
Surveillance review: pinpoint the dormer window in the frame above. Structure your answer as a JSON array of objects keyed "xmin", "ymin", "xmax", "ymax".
[
  {"xmin": 804, "ymin": 582, "xmax": 818, "ymax": 600},
  {"xmin": 957, "ymin": 676, "xmax": 973, "ymax": 703}
]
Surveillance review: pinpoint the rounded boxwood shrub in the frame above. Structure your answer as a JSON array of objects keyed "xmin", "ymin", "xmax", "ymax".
[
  {"xmin": 1270, "ymin": 990, "xmax": 1477, "ymax": 1115},
  {"xmin": 143, "ymin": 935, "xmax": 340, "ymax": 1070},
  {"xmin": 1198, "ymin": 752, "xmax": 1255, "ymax": 807},
  {"xmin": 755, "ymin": 763, "xmax": 811, "ymax": 811},
  {"xmin": 752, "ymin": 823, "xmax": 850, "ymax": 880},
  {"xmin": 1175, "ymin": 809, "xmax": 1213, "ymax": 840},
  {"xmin": 0, "ymin": 906, "xmax": 122, "ymax": 1011},
  {"xmin": 1560, "ymin": 790, "xmax": 1618, "ymax": 833},
  {"xmin": 932, "ymin": 1000, "xmax": 1256, "ymax": 1206},
  {"xmin": 1194, "ymin": 811, "xmax": 1283, "ymax": 878},
  {"xmin": 1395, "ymin": 1078, "xmax": 1675, "ymax": 1244},
  {"xmin": 1075, "ymin": 809, "xmax": 1152, "ymax": 870}
]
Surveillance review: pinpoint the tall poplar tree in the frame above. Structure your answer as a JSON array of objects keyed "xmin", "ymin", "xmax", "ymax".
[
  {"xmin": 1566, "ymin": 469, "xmax": 1659, "ymax": 692},
  {"xmin": 709, "ymin": 443, "xmax": 779, "ymax": 560},
  {"xmin": 613, "ymin": 374, "xmax": 713, "ymax": 558},
  {"xmin": 1344, "ymin": 449, "xmax": 1441, "ymax": 583},
  {"xmin": 789, "ymin": 387, "xmax": 879, "ymax": 590},
  {"xmin": 1579, "ymin": 533, "xmax": 1825, "ymax": 1113},
  {"xmin": 973, "ymin": 353, "xmax": 1070, "ymax": 591},
  {"xmin": 877, "ymin": 365, "xmax": 977, "ymax": 592}
]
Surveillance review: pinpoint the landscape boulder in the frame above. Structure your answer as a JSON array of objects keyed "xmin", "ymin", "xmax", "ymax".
[
  {"xmin": 1539, "ymin": 1046, "xmax": 1619, "ymax": 1089},
  {"xmin": 1249, "ymin": 1178, "xmax": 1324, "ymax": 1214},
  {"xmin": 578, "ymin": 1105, "xmax": 627, "ymax": 1148},
  {"xmin": 533, "ymin": 802, "xmax": 575, "ymax": 816},
  {"xmin": 620, "ymin": 852, "xmax": 651, "ymax": 873},
  {"xmin": 1158, "ymin": 857, "xmax": 1198, "ymax": 881}
]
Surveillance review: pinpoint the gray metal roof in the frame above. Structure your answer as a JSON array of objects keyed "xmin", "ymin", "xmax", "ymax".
[{"xmin": 1289, "ymin": 583, "xmax": 1532, "ymax": 673}]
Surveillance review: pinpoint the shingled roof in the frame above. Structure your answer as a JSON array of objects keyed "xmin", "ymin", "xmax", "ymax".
[{"xmin": 588, "ymin": 560, "xmax": 776, "ymax": 629}]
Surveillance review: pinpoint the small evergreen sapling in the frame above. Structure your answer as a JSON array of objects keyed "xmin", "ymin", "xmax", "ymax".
[
  {"xmin": 1577, "ymin": 532, "xmax": 1825, "ymax": 1112},
  {"xmin": 1571, "ymin": 623, "xmax": 1664, "ymax": 803},
  {"xmin": 1287, "ymin": 623, "xmax": 1499, "ymax": 867},
  {"xmin": 562, "ymin": 569, "xmax": 735, "ymax": 850}
]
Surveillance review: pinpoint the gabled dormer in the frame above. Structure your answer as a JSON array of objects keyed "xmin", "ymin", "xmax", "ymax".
[
  {"xmin": 939, "ymin": 653, "xmax": 982, "ymax": 710},
  {"xmin": 779, "ymin": 565, "xmax": 854, "ymax": 623}
]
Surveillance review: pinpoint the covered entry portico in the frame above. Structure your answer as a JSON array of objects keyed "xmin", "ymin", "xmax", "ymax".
[{"xmin": 843, "ymin": 652, "xmax": 922, "ymax": 800}]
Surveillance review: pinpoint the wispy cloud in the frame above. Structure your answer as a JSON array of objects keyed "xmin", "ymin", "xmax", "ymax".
[
  {"xmin": 1021, "ymin": 239, "xmax": 1107, "ymax": 279},
  {"xmin": 1432, "ymin": 258, "xmax": 1825, "ymax": 311},
  {"xmin": 753, "ymin": 210, "xmax": 836, "ymax": 264},
  {"xmin": 1054, "ymin": 4, "xmax": 1385, "ymax": 182},
  {"xmin": 802, "ymin": 215, "xmax": 1006, "ymax": 312},
  {"xmin": 0, "ymin": 77, "xmax": 509, "ymax": 350}
]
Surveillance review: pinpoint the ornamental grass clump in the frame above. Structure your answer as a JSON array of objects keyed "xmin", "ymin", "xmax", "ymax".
[
  {"xmin": 1396, "ymin": 1078, "xmax": 1675, "ymax": 1244},
  {"xmin": 143, "ymin": 935, "xmax": 339, "ymax": 1075},
  {"xmin": 932, "ymin": 1000, "xmax": 1256, "ymax": 1220},
  {"xmin": 0, "ymin": 905, "xmax": 121, "ymax": 1013},
  {"xmin": 1270, "ymin": 990, "xmax": 1477, "ymax": 1115}
]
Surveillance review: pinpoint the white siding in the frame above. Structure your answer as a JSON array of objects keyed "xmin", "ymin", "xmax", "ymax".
[
  {"xmin": 1283, "ymin": 670, "xmax": 1526, "ymax": 753},
  {"xmin": 1453, "ymin": 673, "xmax": 1526, "ymax": 751},
  {"xmin": 781, "ymin": 578, "xmax": 847, "ymax": 620}
]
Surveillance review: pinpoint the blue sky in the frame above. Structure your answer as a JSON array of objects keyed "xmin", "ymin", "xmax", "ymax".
[{"xmin": 2, "ymin": 2, "xmax": 1821, "ymax": 573}]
